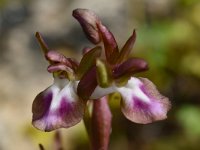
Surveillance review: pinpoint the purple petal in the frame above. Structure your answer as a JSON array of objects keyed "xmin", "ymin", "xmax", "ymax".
[
  {"xmin": 117, "ymin": 77, "xmax": 171, "ymax": 124},
  {"xmin": 32, "ymin": 79, "xmax": 85, "ymax": 131},
  {"xmin": 73, "ymin": 9, "xmax": 101, "ymax": 44},
  {"xmin": 113, "ymin": 58, "xmax": 148, "ymax": 79},
  {"xmin": 97, "ymin": 23, "xmax": 119, "ymax": 64}
]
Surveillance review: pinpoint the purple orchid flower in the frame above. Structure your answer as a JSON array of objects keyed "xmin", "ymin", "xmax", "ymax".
[
  {"xmin": 74, "ymin": 8, "xmax": 171, "ymax": 124},
  {"xmin": 32, "ymin": 32, "xmax": 102, "ymax": 131},
  {"xmin": 32, "ymin": 8, "xmax": 171, "ymax": 132}
]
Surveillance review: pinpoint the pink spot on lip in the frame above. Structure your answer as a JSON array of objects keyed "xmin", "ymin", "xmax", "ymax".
[
  {"xmin": 133, "ymin": 97, "xmax": 149, "ymax": 111},
  {"xmin": 43, "ymin": 97, "xmax": 73, "ymax": 131},
  {"xmin": 58, "ymin": 97, "xmax": 72, "ymax": 116}
]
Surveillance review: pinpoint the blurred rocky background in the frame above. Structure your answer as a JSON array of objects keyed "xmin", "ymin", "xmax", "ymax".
[{"xmin": 0, "ymin": 0, "xmax": 200, "ymax": 150}]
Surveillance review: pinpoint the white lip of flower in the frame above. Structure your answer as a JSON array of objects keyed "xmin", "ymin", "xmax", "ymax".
[
  {"xmin": 50, "ymin": 78, "xmax": 79, "ymax": 110},
  {"xmin": 32, "ymin": 78, "xmax": 85, "ymax": 131},
  {"xmin": 33, "ymin": 73, "xmax": 170, "ymax": 131},
  {"xmin": 89, "ymin": 76, "xmax": 170, "ymax": 124},
  {"xmin": 116, "ymin": 77, "xmax": 150, "ymax": 103}
]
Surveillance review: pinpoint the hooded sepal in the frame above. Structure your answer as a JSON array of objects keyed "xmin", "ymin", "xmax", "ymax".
[
  {"xmin": 116, "ymin": 77, "xmax": 171, "ymax": 124},
  {"xmin": 73, "ymin": 9, "xmax": 101, "ymax": 44},
  {"xmin": 32, "ymin": 78, "xmax": 85, "ymax": 131}
]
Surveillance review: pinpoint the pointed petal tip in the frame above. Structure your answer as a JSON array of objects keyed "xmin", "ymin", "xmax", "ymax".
[
  {"xmin": 35, "ymin": 32, "xmax": 49, "ymax": 54},
  {"xmin": 116, "ymin": 29, "xmax": 137, "ymax": 63}
]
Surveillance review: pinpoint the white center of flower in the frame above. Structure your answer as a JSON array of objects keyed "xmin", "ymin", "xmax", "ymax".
[{"xmin": 115, "ymin": 77, "xmax": 150, "ymax": 103}]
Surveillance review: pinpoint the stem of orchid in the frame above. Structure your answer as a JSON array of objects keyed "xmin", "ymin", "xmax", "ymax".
[{"xmin": 84, "ymin": 97, "xmax": 112, "ymax": 150}]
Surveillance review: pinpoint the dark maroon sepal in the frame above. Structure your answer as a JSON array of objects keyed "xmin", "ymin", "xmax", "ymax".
[
  {"xmin": 97, "ymin": 23, "xmax": 119, "ymax": 64},
  {"xmin": 77, "ymin": 66, "xmax": 97, "ymax": 100},
  {"xmin": 117, "ymin": 30, "xmax": 136, "ymax": 63},
  {"xmin": 73, "ymin": 9, "xmax": 101, "ymax": 44},
  {"xmin": 113, "ymin": 57, "xmax": 148, "ymax": 78}
]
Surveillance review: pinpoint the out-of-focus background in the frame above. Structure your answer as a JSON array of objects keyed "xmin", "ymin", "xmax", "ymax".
[{"xmin": 0, "ymin": 0, "xmax": 200, "ymax": 149}]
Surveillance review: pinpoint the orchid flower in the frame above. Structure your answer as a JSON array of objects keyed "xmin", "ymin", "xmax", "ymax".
[
  {"xmin": 32, "ymin": 8, "xmax": 171, "ymax": 133},
  {"xmin": 32, "ymin": 32, "xmax": 102, "ymax": 131},
  {"xmin": 73, "ymin": 8, "xmax": 171, "ymax": 124}
]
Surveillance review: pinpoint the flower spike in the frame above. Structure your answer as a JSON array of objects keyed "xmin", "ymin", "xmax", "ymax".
[{"xmin": 32, "ymin": 8, "xmax": 171, "ymax": 136}]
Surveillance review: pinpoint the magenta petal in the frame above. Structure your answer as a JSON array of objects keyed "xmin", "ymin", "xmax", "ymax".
[
  {"xmin": 32, "ymin": 79, "xmax": 85, "ymax": 131},
  {"xmin": 117, "ymin": 77, "xmax": 171, "ymax": 124}
]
